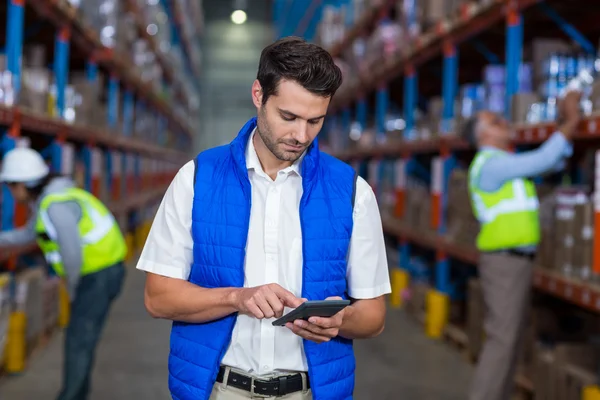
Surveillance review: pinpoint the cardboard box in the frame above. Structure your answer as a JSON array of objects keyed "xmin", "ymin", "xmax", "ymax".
[
  {"xmin": 405, "ymin": 282, "xmax": 428, "ymax": 321},
  {"xmin": 552, "ymin": 187, "xmax": 592, "ymax": 278}
]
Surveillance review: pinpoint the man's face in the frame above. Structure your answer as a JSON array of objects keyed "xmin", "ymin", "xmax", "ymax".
[
  {"xmin": 478, "ymin": 111, "xmax": 511, "ymax": 145},
  {"xmin": 252, "ymin": 79, "xmax": 330, "ymax": 162}
]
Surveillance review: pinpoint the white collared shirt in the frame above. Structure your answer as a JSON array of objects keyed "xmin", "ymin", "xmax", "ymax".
[{"xmin": 136, "ymin": 130, "xmax": 391, "ymax": 375}]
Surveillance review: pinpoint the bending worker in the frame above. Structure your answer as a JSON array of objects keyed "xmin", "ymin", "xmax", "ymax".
[
  {"xmin": 464, "ymin": 90, "xmax": 581, "ymax": 400},
  {"xmin": 138, "ymin": 36, "xmax": 390, "ymax": 400},
  {"xmin": 0, "ymin": 147, "xmax": 127, "ymax": 400}
]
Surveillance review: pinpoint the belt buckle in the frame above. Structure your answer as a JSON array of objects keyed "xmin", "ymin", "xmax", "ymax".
[{"xmin": 277, "ymin": 375, "xmax": 288, "ymax": 396}]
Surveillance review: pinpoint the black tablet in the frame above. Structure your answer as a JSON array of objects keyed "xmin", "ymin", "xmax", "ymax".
[{"xmin": 272, "ymin": 300, "xmax": 351, "ymax": 327}]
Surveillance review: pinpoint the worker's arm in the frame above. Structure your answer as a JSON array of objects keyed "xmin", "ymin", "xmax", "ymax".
[
  {"xmin": 478, "ymin": 131, "xmax": 572, "ymax": 192},
  {"xmin": 144, "ymin": 274, "xmax": 303, "ymax": 323},
  {"xmin": 0, "ymin": 216, "xmax": 36, "ymax": 246},
  {"xmin": 285, "ymin": 178, "xmax": 390, "ymax": 343},
  {"xmin": 139, "ymin": 161, "xmax": 303, "ymax": 323},
  {"xmin": 46, "ymin": 201, "xmax": 83, "ymax": 301}
]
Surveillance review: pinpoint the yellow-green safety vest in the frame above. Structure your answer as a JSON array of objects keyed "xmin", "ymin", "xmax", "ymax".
[
  {"xmin": 35, "ymin": 188, "xmax": 127, "ymax": 277},
  {"xmin": 468, "ymin": 149, "xmax": 540, "ymax": 251}
]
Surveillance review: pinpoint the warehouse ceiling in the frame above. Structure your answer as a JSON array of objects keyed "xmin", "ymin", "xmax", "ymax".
[{"xmin": 197, "ymin": 0, "xmax": 273, "ymax": 151}]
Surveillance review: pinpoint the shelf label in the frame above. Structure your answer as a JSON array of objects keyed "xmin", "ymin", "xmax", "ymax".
[
  {"xmin": 61, "ymin": 143, "xmax": 74, "ymax": 176},
  {"xmin": 394, "ymin": 160, "xmax": 406, "ymax": 189},
  {"xmin": 431, "ymin": 157, "xmax": 443, "ymax": 195}
]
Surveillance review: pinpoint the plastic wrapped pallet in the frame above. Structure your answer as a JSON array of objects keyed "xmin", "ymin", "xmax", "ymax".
[{"xmin": 15, "ymin": 267, "xmax": 46, "ymax": 346}]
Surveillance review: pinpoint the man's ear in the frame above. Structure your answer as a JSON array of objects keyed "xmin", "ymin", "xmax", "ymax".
[{"xmin": 251, "ymin": 80, "xmax": 263, "ymax": 108}]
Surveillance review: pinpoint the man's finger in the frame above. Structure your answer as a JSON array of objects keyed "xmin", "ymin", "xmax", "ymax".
[
  {"xmin": 254, "ymin": 294, "xmax": 275, "ymax": 319},
  {"xmin": 293, "ymin": 320, "xmax": 338, "ymax": 337},
  {"xmin": 285, "ymin": 323, "xmax": 330, "ymax": 343},
  {"xmin": 247, "ymin": 302, "xmax": 265, "ymax": 319},
  {"xmin": 307, "ymin": 316, "xmax": 337, "ymax": 329},
  {"xmin": 273, "ymin": 286, "xmax": 304, "ymax": 308},
  {"xmin": 264, "ymin": 291, "xmax": 285, "ymax": 318}
]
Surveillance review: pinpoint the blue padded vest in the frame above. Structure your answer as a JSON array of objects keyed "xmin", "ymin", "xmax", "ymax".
[{"xmin": 168, "ymin": 117, "xmax": 357, "ymax": 400}]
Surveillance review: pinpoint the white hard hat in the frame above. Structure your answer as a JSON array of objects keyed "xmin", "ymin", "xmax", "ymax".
[{"xmin": 0, "ymin": 147, "xmax": 50, "ymax": 183}]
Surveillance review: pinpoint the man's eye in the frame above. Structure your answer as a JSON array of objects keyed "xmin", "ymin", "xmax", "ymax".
[
  {"xmin": 282, "ymin": 116, "xmax": 295, "ymax": 121},
  {"xmin": 308, "ymin": 120, "xmax": 320, "ymax": 125}
]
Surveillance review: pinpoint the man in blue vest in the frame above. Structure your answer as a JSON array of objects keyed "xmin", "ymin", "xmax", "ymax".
[{"xmin": 137, "ymin": 36, "xmax": 391, "ymax": 400}]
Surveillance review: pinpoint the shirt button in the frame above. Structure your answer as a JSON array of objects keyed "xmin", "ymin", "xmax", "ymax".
[{"xmin": 262, "ymin": 365, "xmax": 269, "ymax": 371}]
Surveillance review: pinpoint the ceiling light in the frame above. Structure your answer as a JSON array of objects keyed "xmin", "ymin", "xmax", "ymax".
[{"xmin": 231, "ymin": 9, "xmax": 247, "ymax": 25}]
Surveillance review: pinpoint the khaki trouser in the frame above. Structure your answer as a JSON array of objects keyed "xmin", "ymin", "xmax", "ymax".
[
  {"xmin": 469, "ymin": 252, "xmax": 533, "ymax": 400},
  {"xmin": 210, "ymin": 367, "xmax": 313, "ymax": 400}
]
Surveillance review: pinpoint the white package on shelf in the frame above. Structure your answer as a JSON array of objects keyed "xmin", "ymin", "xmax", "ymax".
[{"xmin": 80, "ymin": 0, "xmax": 120, "ymax": 49}]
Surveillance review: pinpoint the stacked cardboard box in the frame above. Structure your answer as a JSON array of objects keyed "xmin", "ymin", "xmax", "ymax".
[
  {"xmin": 446, "ymin": 168, "xmax": 479, "ymax": 247},
  {"xmin": 401, "ymin": 178, "xmax": 432, "ymax": 235},
  {"xmin": 548, "ymin": 186, "xmax": 593, "ymax": 280},
  {"xmin": 19, "ymin": 45, "xmax": 50, "ymax": 115},
  {"xmin": 405, "ymin": 282, "xmax": 428, "ymax": 321}
]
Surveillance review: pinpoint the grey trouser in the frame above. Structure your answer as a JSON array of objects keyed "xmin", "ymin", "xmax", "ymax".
[
  {"xmin": 210, "ymin": 367, "xmax": 312, "ymax": 400},
  {"xmin": 469, "ymin": 252, "xmax": 533, "ymax": 400}
]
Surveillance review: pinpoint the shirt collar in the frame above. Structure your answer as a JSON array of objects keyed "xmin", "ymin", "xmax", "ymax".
[{"xmin": 245, "ymin": 128, "xmax": 305, "ymax": 177}]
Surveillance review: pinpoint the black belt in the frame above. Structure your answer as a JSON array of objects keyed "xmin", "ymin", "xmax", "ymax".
[
  {"xmin": 488, "ymin": 249, "xmax": 536, "ymax": 261},
  {"xmin": 216, "ymin": 366, "xmax": 309, "ymax": 397}
]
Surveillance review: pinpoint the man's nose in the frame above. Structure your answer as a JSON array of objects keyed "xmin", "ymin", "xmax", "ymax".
[{"xmin": 292, "ymin": 121, "xmax": 309, "ymax": 143}]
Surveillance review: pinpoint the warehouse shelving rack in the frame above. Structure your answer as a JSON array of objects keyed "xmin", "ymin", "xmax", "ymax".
[
  {"xmin": 0, "ymin": 0, "xmax": 199, "ymax": 375},
  {"xmin": 324, "ymin": 0, "xmax": 600, "ymax": 397},
  {"xmin": 0, "ymin": 0, "xmax": 196, "ymax": 265}
]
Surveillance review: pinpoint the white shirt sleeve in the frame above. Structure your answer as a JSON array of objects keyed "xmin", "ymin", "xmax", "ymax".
[
  {"xmin": 136, "ymin": 160, "xmax": 195, "ymax": 280},
  {"xmin": 346, "ymin": 177, "xmax": 392, "ymax": 299}
]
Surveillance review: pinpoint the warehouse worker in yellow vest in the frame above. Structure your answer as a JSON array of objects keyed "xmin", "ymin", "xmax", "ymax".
[
  {"xmin": 463, "ymin": 91, "xmax": 581, "ymax": 400},
  {"xmin": 0, "ymin": 147, "xmax": 127, "ymax": 400}
]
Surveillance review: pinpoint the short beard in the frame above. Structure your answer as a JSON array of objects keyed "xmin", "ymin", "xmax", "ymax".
[{"xmin": 256, "ymin": 107, "xmax": 305, "ymax": 162}]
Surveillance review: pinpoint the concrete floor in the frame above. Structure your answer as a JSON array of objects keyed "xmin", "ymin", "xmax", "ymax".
[{"xmin": 0, "ymin": 267, "xmax": 473, "ymax": 400}]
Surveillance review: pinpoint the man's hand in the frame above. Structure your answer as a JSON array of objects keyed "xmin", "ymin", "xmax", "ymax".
[
  {"xmin": 558, "ymin": 90, "xmax": 582, "ymax": 139},
  {"xmin": 232, "ymin": 283, "xmax": 305, "ymax": 319},
  {"xmin": 285, "ymin": 296, "xmax": 349, "ymax": 344}
]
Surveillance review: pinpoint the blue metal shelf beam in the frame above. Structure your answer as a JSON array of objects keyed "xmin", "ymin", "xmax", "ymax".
[
  {"xmin": 441, "ymin": 44, "xmax": 458, "ymax": 135},
  {"xmin": 403, "ymin": 66, "xmax": 417, "ymax": 140},
  {"xmin": 505, "ymin": 12, "xmax": 523, "ymax": 120},
  {"xmin": 539, "ymin": 3, "xmax": 595, "ymax": 55}
]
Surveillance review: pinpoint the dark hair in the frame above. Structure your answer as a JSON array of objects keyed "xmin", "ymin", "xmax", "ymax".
[
  {"xmin": 257, "ymin": 36, "xmax": 343, "ymax": 105},
  {"xmin": 461, "ymin": 116, "xmax": 479, "ymax": 146}
]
